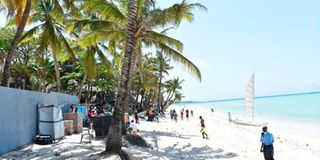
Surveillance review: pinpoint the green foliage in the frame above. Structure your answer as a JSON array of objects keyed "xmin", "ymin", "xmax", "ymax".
[
  {"xmin": 1, "ymin": 0, "xmax": 205, "ymax": 108},
  {"xmin": 0, "ymin": 28, "xmax": 14, "ymax": 50}
]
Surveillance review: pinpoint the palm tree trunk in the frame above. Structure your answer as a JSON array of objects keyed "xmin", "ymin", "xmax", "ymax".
[
  {"xmin": 133, "ymin": 79, "xmax": 141, "ymax": 113},
  {"xmin": 78, "ymin": 75, "xmax": 87, "ymax": 99},
  {"xmin": 105, "ymin": 0, "xmax": 138, "ymax": 153},
  {"xmin": 139, "ymin": 89, "xmax": 145, "ymax": 111},
  {"xmin": 162, "ymin": 91, "xmax": 174, "ymax": 113},
  {"xmin": 1, "ymin": 0, "xmax": 31, "ymax": 87},
  {"xmin": 157, "ymin": 58, "xmax": 163, "ymax": 112},
  {"xmin": 51, "ymin": 48, "xmax": 61, "ymax": 92}
]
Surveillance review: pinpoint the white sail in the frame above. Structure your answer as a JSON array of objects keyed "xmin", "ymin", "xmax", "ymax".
[
  {"xmin": 245, "ymin": 73, "xmax": 254, "ymax": 114},
  {"xmin": 230, "ymin": 73, "xmax": 268, "ymax": 126}
]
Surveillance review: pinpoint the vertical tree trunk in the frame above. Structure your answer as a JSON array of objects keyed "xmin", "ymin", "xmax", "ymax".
[
  {"xmin": 78, "ymin": 75, "xmax": 87, "ymax": 100},
  {"xmin": 157, "ymin": 55, "xmax": 163, "ymax": 112},
  {"xmin": 1, "ymin": 0, "xmax": 31, "ymax": 87},
  {"xmin": 133, "ymin": 80, "xmax": 141, "ymax": 113},
  {"xmin": 51, "ymin": 48, "xmax": 62, "ymax": 92},
  {"xmin": 139, "ymin": 89, "xmax": 145, "ymax": 111},
  {"xmin": 105, "ymin": 0, "xmax": 138, "ymax": 153}
]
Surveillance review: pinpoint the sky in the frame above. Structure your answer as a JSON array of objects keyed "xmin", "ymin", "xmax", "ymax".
[
  {"xmin": 1, "ymin": 0, "xmax": 320, "ymax": 101},
  {"xmin": 157, "ymin": 0, "xmax": 320, "ymax": 101}
]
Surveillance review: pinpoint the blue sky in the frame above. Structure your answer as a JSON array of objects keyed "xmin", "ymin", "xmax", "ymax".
[
  {"xmin": 1, "ymin": 0, "xmax": 320, "ymax": 101},
  {"xmin": 158, "ymin": 0, "xmax": 320, "ymax": 101}
]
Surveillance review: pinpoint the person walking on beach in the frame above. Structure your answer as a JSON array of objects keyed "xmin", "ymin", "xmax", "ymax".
[
  {"xmin": 260, "ymin": 126, "xmax": 274, "ymax": 160},
  {"xmin": 228, "ymin": 112, "xmax": 232, "ymax": 123},
  {"xmin": 199, "ymin": 116, "xmax": 209, "ymax": 139},
  {"xmin": 180, "ymin": 109, "xmax": 184, "ymax": 120},
  {"xmin": 185, "ymin": 109, "xmax": 189, "ymax": 120},
  {"xmin": 134, "ymin": 111, "xmax": 139, "ymax": 124},
  {"xmin": 173, "ymin": 110, "xmax": 178, "ymax": 122},
  {"xmin": 191, "ymin": 110, "xmax": 194, "ymax": 117}
]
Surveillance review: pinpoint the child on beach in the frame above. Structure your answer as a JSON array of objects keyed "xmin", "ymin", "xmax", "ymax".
[{"xmin": 199, "ymin": 116, "xmax": 209, "ymax": 139}]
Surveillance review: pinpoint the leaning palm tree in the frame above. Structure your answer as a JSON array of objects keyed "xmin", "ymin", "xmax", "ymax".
[
  {"xmin": 104, "ymin": 0, "xmax": 138, "ymax": 153},
  {"xmin": 20, "ymin": 0, "xmax": 75, "ymax": 92},
  {"xmin": 1, "ymin": 0, "xmax": 32, "ymax": 87},
  {"xmin": 79, "ymin": 0, "xmax": 206, "ymax": 152},
  {"xmin": 162, "ymin": 77, "xmax": 184, "ymax": 111},
  {"xmin": 80, "ymin": 0, "xmax": 205, "ymax": 81}
]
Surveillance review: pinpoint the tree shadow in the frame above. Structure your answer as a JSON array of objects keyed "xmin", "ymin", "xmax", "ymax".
[
  {"xmin": 129, "ymin": 130, "xmax": 238, "ymax": 159},
  {"xmin": 0, "ymin": 138, "xmax": 107, "ymax": 160},
  {"xmin": 142, "ymin": 130, "xmax": 199, "ymax": 140},
  {"xmin": 129, "ymin": 144, "xmax": 238, "ymax": 160}
]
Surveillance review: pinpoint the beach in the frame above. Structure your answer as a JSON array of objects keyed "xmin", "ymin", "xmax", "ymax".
[
  {"xmin": 1, "ymin": 107, "xmax": 319, "ymax": 160},
  {"xmin": 129, "ymin": 108, "xmax": 320, "ymax": 159}
]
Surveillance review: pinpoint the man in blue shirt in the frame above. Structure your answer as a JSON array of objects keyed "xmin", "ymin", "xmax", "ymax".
[{"xmin": 260, "ymin": 126, "xmax": 274, "ymax": 160}]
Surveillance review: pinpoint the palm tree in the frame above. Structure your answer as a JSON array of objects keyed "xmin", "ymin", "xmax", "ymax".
[
  {"xmin": 77, "ymin": 0, "xmax": 206, "ymax": 152},
  {"xmin": 80, "ymin": 0, "xmax": 205, "ymax": 81},
  {"xmin": 133, "ymin": 53, "xmax": 157, "ymax": 112},
  {"xmin": 105, "ymin": 0, "xmax": 138, "ymax": 153},
  {"xmin": 1, "ymin": 0, "xmax": 32, "ymax": 87},
  {"xmin": 155, "ymin": 51, "xmax": 172, "ymax": 112},
  {"xmin": 162, "ymin": 77, "xmax": 184, "ymax": 112},
  {"xmin": 21, "ymin": 0, "xmax": 75, "ymax": 92}
]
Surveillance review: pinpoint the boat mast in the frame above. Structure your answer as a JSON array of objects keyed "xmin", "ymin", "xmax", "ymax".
[{"xmin": 252, "ymin": 73, "xmax": 255, "ymax": 122}]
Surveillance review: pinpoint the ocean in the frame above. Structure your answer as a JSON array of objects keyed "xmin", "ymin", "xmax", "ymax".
[{"xmin": 173, "ymin": 92, "xmax": 320, "ymax": 138}]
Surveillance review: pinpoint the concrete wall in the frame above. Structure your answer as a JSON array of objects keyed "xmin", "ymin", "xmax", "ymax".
[{"xmin": 0, "ymin": 87, "xmax": 79, "ymax": 155}]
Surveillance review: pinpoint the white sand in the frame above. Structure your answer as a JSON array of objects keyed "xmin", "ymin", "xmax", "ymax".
[
  {"xmin": 127, "ymin": 108, "xmax": 320, "ymax": 159},
  {"xmin": 2, "ymin": 108, "xmax": 320, "ymax": 160}
]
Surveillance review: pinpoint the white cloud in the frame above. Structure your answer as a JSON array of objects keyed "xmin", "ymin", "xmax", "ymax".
[{"xmin": 301, "ymin": 79, "xmax": 320, "ymax": 85}]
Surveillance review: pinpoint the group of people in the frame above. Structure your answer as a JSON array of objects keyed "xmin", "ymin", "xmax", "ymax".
[
  {"xmin": 146, "ymin": 107, "xmax": 159, "ymax": 122},
  {"xmin": 129, "ymin": 106, "xmax": 275, "ymax": 160},
  {"xmin": 169, "ymin": 108, "xmax": 194, "ymax": 122}
]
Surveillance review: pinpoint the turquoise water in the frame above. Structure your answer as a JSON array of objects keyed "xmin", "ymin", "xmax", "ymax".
[{"xmin": 176, "ymin": 92, "xmax": 320, "ymax": 125}]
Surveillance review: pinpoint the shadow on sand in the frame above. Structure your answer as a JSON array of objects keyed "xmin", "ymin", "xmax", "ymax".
[{"xmin": 130, "ymin": 130, "xmax": 238, "ymax": 159}]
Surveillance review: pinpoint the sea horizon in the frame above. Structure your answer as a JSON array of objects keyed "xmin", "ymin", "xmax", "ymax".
[
  {"xmin": 177, "ymin": 90, "xmax": 320, "ymax": 103},
  {"xmin": 173, "ymin": 90, "xmax": 320, "ymax": 138}
]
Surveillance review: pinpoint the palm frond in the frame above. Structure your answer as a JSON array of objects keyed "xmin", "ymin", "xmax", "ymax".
[
  {"xmin": 143, "ymin": 30, "xmax": 183, "ymax": 52},
  {"xmin": 78, "ymin": 29, "xmax": 123, "ymax": 48},
  {"xmin": 20, "ymin": 24, "xmax": 43, "ymax": 43},
  {"xmin": 158, "ymin": 43, "xmax": 201, "ymax": 81},
  {"xmin": 83, "ymin": 49, "xmax": 97, "ymax": 80},
  {"xmin": 52, "ymin": 0, "xmax": 64, "ymax": 24},
  {"xmin": 67, "ymin": 19, "xmax": 114, "ymax": 33},
  {"xmin": 58, "ymin": 32, "xmax": 76, "ymax": 62},
  {"xmin": 82, "ymin": 0, "xmax": 126, "ymax": 23},
  {"xmin": 149, "ymin": 1, "xmax": 207, "ymax": 28},
  {"xmin": 97, "ymin": 49, "xmax": 112, "ymax": 68}
]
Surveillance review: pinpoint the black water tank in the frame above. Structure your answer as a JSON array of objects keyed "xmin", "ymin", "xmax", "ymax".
[{"xmin": 92, "ymin": 113, "xmax": 113, "ymax": 137}]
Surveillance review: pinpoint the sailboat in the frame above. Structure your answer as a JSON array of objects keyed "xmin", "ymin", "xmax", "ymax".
[{"xmin": 230, "ymin": 73, "xmax": 268, "ymax": 127}]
